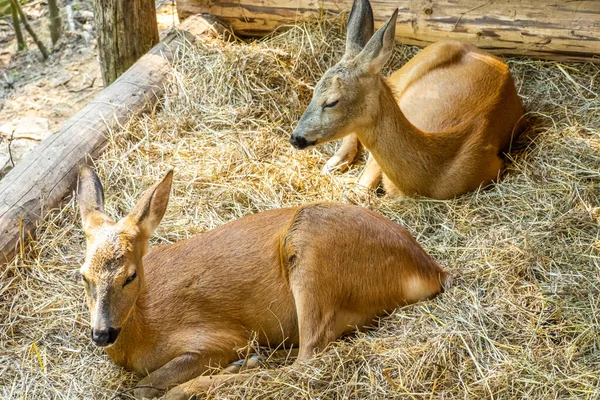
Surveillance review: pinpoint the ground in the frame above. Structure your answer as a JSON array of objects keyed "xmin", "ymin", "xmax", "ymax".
[
  {"xmin": 0, "ymin": 0, "xmax": 178, "ymax": 178},
  {"xmin": 1, "ymin": 10, "xmax": 600, "ymax": 400}
]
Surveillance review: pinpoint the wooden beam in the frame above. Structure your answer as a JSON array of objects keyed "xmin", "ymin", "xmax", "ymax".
[
  {"xmin": 0, "ymin": 15, "xmax": 218, "ymax": 264},
  {"xmin": 176, "ymin": 0, "xmax": 600, "ymax": 63}
]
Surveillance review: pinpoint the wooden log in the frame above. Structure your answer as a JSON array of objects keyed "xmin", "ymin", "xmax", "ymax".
[
  {"xmin": 0, "ymin": 15, "xmax": 217, "ymax": 264},
  {"xmin": 176, "ymin": 0, "xmax": 600, "ymax": 63}
]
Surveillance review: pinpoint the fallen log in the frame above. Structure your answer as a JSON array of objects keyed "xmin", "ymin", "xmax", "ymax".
[
  {"xmin": 177, "ymin": 0, "xmax": 600, "ymax": 63},
  {"xmin": 0, "ymin": 15, "xmax": 218, "ymax": 263}
]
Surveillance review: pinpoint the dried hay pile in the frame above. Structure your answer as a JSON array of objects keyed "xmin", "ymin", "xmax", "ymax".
[{"xmin": 1, "ymin": 15, "xmax": 599, "ymax": 399}]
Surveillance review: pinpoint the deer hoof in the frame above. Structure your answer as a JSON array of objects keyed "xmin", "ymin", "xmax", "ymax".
[
  {"xmin": 133, "ymin": 386, "xmax": 164, "ymax": 400},
  {"xmin": 164, "ymin": 386, "xmax": 198, "ymax": 400},
  {"xmin": 322, "ymin": 156, "xmax": 349, "ymax": 174}
]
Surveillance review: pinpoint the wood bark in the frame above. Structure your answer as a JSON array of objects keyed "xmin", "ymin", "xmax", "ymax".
[
  {"xmin": 0, "ymin": 16, "xmax": 216, "ymax": 264},
  {"xmin": 94, "ymin": 0, "xmax": 159, "ymax": 86},
  {"xmin": 176, "ymin": 0, "xmax": 600, "ymax": 63}
]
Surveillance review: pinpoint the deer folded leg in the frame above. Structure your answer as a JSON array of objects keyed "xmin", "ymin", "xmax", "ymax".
[
  {"xmin": 322, "ymin": 134, "xmax": 359, "ymax": 174},
  {"xmin": 164, "ymin": 349, "xmax": 301, "ymax": 398},
  {"xmin": 358, "ymin": 153, "xmax": 382, "ymax": 189},
  {"xmin": 133, "ymin": 351, "xmax": 236, "ymax": 399},
  {"xmin": 166, "ymin": 372, "xmax": 272, "ymax": 399}
]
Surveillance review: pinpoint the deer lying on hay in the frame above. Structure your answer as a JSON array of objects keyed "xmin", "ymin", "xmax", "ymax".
[
  {"xmin": 290, "ymin": 0, "xmax": 526, "ymax": 199},
  {"xmin": 77, "ymin": 166, "xmax": 450, "ymax": 399}
]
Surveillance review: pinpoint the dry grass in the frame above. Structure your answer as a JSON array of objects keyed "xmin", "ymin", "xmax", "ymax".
[{"xmin": 2, "ymin": 15, "xmax": 600, "ymax": 399}]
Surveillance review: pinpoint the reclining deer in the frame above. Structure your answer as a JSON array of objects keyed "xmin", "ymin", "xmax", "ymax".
[
  {"xmin": 77, "ymin": 166, "xmax": 450, "ymax": 399},
  {"xmin": 290, "ymin": 0, "xmax": 526, "ymax": 199}
]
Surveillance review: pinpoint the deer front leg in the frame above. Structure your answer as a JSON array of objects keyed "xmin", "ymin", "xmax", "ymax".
[
  {"xmin": 322, "ymin": 134, "xmax": 359, "ymax": 174},
  {"xmin": 163, "ymin": 349, "xmax": 301, "ymax": 399},
  {"xmin": 358, "ymin": 153, "xmax": 382, "ymax": 189},
  {"xmin": 164, "ymin": 357, "xmax": 260, "ymax": 399},
  {"xmin": 133, "ymin": 352, "xmax": 235, "ymax": 399},
  {"xmin": 164, "ymin": 373, "xmax": 259, "ymax": 400}
]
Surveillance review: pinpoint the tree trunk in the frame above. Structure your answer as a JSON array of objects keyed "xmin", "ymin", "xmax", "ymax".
[
  {"xmin": 48, "ymin": 0, "xmax": 61, "ymax": 45},
  {"xmin": 94, "ymin": 0, "xmax": 159, "ymax": 86},
  {"xmin": 10, "ymin": 0, "xmax": 25, "ymax": 51}
]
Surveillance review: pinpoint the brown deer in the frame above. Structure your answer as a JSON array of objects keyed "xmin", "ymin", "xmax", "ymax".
[
  {"xmin": 290, "ymin": 0, "xmax": 526, "ymax": 199},
  {"xmin": 76, "ymin": 166, "xmax": 450, "ymax": 399}
]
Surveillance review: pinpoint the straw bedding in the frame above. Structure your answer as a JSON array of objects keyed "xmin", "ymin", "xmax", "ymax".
[{"xmin": 1, "ymin": 15, "xmax": 599, "ymax": 399}]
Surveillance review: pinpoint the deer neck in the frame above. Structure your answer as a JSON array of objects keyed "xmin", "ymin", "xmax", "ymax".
[{"xmin": 356, "ymin": 78, "xmax": 441, "ymax": 196}]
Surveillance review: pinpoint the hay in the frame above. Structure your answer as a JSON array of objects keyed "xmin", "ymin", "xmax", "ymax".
[{"xmin": 2, "ymin": 15, "xmax": 600, "ymax": 399}]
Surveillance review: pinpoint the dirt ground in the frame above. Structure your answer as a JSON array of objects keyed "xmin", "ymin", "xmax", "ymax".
[{"xmin": 0, "ymin": 0, "xmax": 178, "ymax": 178}]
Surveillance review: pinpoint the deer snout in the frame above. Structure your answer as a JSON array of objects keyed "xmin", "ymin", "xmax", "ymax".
[
  {"xmin": 91, "ymin": 327, "xmax": 121, "ymax": 347},
  {"xmin": 290, "ymin": 134, "xmax": 315, "ymax": 150}
]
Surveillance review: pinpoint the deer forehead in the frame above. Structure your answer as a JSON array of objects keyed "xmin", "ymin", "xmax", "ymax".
[
  {"xmin": 83, "ymin": 225, "xmax": 135, "ymax": 277},
  {"xmin": 315, "ymin": 65, "xmax": 367, "ymax": 97},
  {"xmin": 316, "ymin": 67, "xmax": 346, "ymax": 89}
]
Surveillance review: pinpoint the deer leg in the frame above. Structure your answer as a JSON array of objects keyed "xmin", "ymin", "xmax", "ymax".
[
  {"xmin": 133, "ymin": 351, "xmax": 236, "ymax": 399},
  {"xmin": 290, "ymin": 282, "xmax": 338, "ymax": 361},
  {"xmin": 164, "ymin": 372, "xmax": 263, "ymax": 399},
  {"xmin": 220, "ymin": 353, "xmax": 261, "ymax": 374},
  {"xmin": 322, "ymin": 134, "xmax": 359, "ymax": 174},
  {"xmin": 358, "ymin": 153, "xmax": 382, "ymax": 189},
  {"xmin": 164, "ymin": 305, "xmax": 337, "ymax": 399},
  {"xmin": 163, "ymin": 349, "xmax": 301, "ymax": 399}
]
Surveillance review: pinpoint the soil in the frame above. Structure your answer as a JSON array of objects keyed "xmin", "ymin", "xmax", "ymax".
[{"xmin": 0, "ymin": 0, "xmax": 179, "ymax": 178}]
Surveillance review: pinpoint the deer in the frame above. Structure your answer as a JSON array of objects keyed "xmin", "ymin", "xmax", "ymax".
[
  {"xmin": 289, "ymin": 0, "xmax": 526, "ymax": 199},
  {"xmin": 76, "ymin": 166, "xmax": 450, "ymax": 399}
]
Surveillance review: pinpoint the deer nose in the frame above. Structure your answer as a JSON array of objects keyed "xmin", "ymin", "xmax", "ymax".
[
  {"xmin": 290, "ymin": 135, "xmax": 312, "ymax": 149},
  {"xmin": 91, "ymin": 327, "xmax": 121, "ymax": 347}
]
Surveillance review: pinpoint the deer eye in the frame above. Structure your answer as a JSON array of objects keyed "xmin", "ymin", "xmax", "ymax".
[
  {"xmin": 124, "ymin": 272, "xmax": 137, "ymax": 287},
  {"xmin": 80, "ymin": 273, "xmax": 89, "ymax": 286},
  {"xmin": 323, "ymin": 100, "xmax": 339, "ymax": 109}
]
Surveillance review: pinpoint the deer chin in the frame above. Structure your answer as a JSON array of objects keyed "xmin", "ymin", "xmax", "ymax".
[{"xmin": 298, "ymin": 141, "xmax": 317, "ymax": 150}]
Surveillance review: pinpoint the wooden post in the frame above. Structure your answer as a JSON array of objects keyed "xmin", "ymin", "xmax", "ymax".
[
  {"xmin": 94, "ymin": 0, "xmax": 159, "ymax": 86},
  {"xmin": 0, "ymin": 15, "xmax": 218, "ymax": 264},
  {"xmin": 176, "ymin": 0, "xmax": 600, "ymax": 63}
]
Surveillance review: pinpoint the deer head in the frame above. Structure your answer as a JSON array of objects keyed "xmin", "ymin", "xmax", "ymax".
[
  {"xmin": 290, "ymin": 0, "xmax": 398, "ymax": 149},
  {"xmin": 77, "ymin": 166, "xmax": 172, "ymax": 347}
]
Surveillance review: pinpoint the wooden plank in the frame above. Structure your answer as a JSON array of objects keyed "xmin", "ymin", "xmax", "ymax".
[
  {"xmin": 176, "ymin": 0, "xmax": 600, "ymax": 63},
  {"xmin": 0, "ymin": 15, "xmax": 216, "ymax": 263}
]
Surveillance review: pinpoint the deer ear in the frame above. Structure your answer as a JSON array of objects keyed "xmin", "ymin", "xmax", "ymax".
[
  {"xmin": 127, "ymin": 170, "xmax": 173, "ymax": 238},
  {"xmin": 354, "ymin": 8, "xmax": 398, "ymax": 74},
  {"xmin": 344, "ymin": 0, "xmax": 374, "ymax": 58},
  {"xmin": 78, "ymin": 165, "xmax": 110, "ymax": 234}
]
